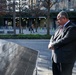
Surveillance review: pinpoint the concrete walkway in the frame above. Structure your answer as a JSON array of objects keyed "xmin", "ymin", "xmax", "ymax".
[{"xmin": 5, "ymin": 39, "xmax": 76, "ymax": 75}]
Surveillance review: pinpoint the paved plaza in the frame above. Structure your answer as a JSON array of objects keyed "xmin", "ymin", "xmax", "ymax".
[
  {"xmin": 0, "ymin": 28, "xmax": 55, "ymax": 35},
  {"xmin": 5, "ymin": 39, "xmax": 76, "ymax": 75}
]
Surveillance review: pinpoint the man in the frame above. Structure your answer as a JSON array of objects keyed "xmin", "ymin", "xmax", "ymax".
[{"xmin": 48, "ymin": 11, "xmax": 76, "ymax": 75}]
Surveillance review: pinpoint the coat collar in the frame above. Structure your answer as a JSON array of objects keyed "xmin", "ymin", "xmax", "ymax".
[
  {"xmin": 64, "ymin": 21, "xmax": 71, "ymax": 28},
  {"xmin": 64, "ymin": 20, "xmax": 70, "ymax": 27}
]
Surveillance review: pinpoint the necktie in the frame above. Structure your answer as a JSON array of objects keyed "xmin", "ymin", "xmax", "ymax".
[{"xmin": 59, "ymin": 26, "xmax": 63, "ymax": 33}]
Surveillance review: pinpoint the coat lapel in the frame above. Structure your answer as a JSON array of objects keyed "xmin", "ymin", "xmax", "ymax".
[
  {"xmin": 53, "ymin": 21, "xmax": 71, "ymax": 41},
  {"xmin": 54, "ymin": 26, "xmax": 62, "ymax": 40}
]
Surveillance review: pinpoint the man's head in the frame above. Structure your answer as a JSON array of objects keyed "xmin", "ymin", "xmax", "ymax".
[{"xmin": 57, "ymin": 11, "xmax": 69, "ymax": 26}]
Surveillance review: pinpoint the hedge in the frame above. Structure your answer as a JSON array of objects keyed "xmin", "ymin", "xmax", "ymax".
[{"xmin": 0, "ymin": 34, "xmax": 51, "ymax": 39}]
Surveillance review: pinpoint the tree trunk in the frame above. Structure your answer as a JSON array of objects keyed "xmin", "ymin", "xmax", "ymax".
[
  {"xmin": 35, "ymin": 18, "xmax": 38, "ymax": 32},
  {"xmin": 19, "ymin": 0, "xmax": 22, "ymax": 34},
  {"xmin": 47, "ymin": 0, "xmax": 50, "ymax": 35},
  {"xmin": 47, "ymin": 14, "xmax": 50, "ymax": 35},
  {"xmin": 13, "ymin": 0, "xmax": 16, "ymax": 35},
  {"xmin": 19, "ymin": 17, "xmax": 22, "ymax": 34}
]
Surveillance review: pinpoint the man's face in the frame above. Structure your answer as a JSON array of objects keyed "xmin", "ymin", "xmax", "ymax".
[{"xmin": 57, "ymin": 15, "xmax": 65, "ymax": 26}]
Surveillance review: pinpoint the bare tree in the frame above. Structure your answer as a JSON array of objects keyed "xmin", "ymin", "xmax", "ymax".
[
  {"xmin": 18, "ymin": 0, "xmax": 29, "ymax": 34},
  {"xmin": 7, "ymin": 0, "xmax": 28, "ymax": 34},
  {"xmin": 28, "ymin": 0, "xmax": 57, "ymax": 35},
  {"xmin": 27, "ymin": 1, "xmax": 48, "ymax": 32},
  {"xmin": 0, "ymin": 0, "xmax": 7, "ymax": 15},
  {"xmin": 29, "ymin": 5, "xmax": 42, "ymax": 32},
  {"xmin": 7, "ymin": 0, "xmax": 58, "ymax": 35},
  {"xmin": 0, "ymin": 0, "xmax": 7, "ymax": 29},
  {"xmin": 6, "ymin": 0, "xmax": 16, "ymax": 34},
  {"xmin": 40, "ymin": 0, "xmax": 57, "ymax": 35}
]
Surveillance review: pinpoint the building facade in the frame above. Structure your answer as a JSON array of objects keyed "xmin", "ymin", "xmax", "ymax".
[{"xmin": 0, "ymin": 0, "xmax": 76, "ymax": 29}]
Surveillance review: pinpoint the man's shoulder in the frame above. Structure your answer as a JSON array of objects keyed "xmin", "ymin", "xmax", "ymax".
[{"xmin": 68, "ymin": 21, "xmax": 76, "ymax": 27}]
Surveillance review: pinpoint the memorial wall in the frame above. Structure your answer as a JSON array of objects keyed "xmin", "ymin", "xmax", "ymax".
[{"xmin": 0, "ymin": 40, "xmax": 38, "ymax": 75}]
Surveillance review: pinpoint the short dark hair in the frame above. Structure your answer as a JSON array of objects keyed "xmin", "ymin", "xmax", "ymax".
[{"xmin": 58, "ymin": 11, "xmax": 69, "ymax": 19}]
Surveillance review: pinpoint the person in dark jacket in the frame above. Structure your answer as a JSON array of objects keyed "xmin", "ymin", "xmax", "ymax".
[{"xmin": 48, "ymin": 11, "xmax": 76, "ymax": 75}]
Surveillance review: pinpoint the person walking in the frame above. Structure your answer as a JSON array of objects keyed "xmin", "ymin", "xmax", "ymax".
[{"xmin": 48, "ymin": 11, "xmax": 76, "ymax": 75}]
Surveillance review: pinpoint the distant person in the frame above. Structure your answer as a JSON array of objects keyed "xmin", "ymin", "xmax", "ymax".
[
  {"xmin": 48, "ymin": 11, "xmax": 76, "ymax": 75},
  {"xmin": 44, "ymin": 22, "xmax": 46, "ymax": 29},
  {"xmin": 30, "ymin": 24, "xmax": 34, "ymax": 33}
]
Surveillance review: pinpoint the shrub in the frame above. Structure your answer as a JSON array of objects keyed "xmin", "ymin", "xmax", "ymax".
[{"xmin": 0, "ymin": 34, "xmax": 51, "ymax": 39}]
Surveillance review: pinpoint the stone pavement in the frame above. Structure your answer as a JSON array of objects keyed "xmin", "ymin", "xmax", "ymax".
[{"xmin": 5, "ymin": 39, "xmax": 76, "ymax": 75}]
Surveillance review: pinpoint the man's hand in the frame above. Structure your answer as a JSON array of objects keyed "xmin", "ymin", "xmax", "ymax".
[{"xmin": 48, "ymin": 43, "xmax": 54, "ymax": 50}]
